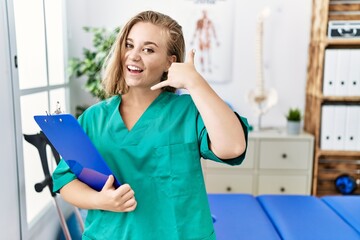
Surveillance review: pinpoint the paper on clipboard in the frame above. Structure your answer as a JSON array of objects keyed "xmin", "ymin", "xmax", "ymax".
[{"xmin": 34, "ymin": 113, "xmax": 121, "ymax": 191}]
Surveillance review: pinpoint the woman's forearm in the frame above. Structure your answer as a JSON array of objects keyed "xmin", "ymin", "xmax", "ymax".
[
  {"xmin": 188, "ymin": 77, "xmax": 246, "ymax": 159},
  {"xmin": 60, "ymin": 179, "xmax": 101, "ymax": 209},
  {"xmin": 60, "ymin": 176, "xmax": 137, "ymax": 212}
]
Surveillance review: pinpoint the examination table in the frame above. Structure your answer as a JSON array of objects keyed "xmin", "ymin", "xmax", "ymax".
[{"xmin": 208, "ymin": 194, "xmax": 360, "ymax": 240}]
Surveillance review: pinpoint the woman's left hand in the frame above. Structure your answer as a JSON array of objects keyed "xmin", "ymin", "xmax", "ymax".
[{"xmin": 151, "ymin": 49, "xmax": 203, "ymax": 91}]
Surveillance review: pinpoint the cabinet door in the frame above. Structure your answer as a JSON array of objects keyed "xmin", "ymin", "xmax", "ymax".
[
  {"xmin": 258, "ymin": 175, "xmax": 309, "ymax": 194},
  {"xmin": 205, "ymin": 173, "xmax": 253, "ymax": 194},
  {"xmin": 259, "ymin": 140, "xmax": 310, "ymax": 170}
]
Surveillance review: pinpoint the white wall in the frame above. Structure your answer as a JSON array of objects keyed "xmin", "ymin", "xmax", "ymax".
[
  {"xmin": 2, "ymin": 1, "xmax": 75, "ymax": 239},
  {"xmin": 66, "ymin": 0, "xmax": 312, "ymax": 129},
  {"xmin": 0, "ymin": 0, "xmax": 21, "ymax": 238}
]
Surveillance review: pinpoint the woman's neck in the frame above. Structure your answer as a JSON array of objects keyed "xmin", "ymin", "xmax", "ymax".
[
  {"xmin": 119, "ymin": 89, "xmax": 163, "ymax": 131},
  {"xmin": 121, "ymin": 88, "xmax": 162, "ymax": 108}
]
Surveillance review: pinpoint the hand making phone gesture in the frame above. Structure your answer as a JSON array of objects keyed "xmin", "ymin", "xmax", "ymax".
[{"xmin": 151, "ymin": 49, "xmax": 203, "ymax": 91}]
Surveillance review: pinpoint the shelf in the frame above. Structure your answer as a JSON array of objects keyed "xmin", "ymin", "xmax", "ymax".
[
  {"xmin": 328, "ymin": 2, "xmax": 360, "ymax": 22},
  {"xmin": 305, "ymin": 0, "xmax": 360, "ymax": 196},
  {"xmin": 325, "ymin": 38, "xmax": 360, "ymax": 47},
  {"xmin": 319, "ymin": 158, "xmax": 360, "ymax": 164},
  {"xmin": 305, "ymin": 94, "xmax": 360, "ymax": 103},
  {"xmin": 322, "ymin": 96, "xmax": 360, "ymax": 103},
  {"xmin": 329, "ymin": 2, "xmax": 360, "ymax": 12},
  {"xmin": 317, "ymin": 150, "xmax": 360, "ymax": 158},
  {"xmin": 328, "ymin": 14, "xmax": 360, "ymax": 21}
]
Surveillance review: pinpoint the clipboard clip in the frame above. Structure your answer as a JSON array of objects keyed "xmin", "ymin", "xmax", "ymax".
[
  {"xmin": 45, "ymin": 101, "xmax": 63, "ymax": 116},
  {"xmin": 54, "ymin": 101, "xmax": 63, "ymax": 114}
]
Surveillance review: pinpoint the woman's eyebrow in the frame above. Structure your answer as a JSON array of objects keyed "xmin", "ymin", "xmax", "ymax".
[
  {"xmin": 126, "ymin": 38, "xmax": 159, "ymax": 47},
  {"xmin": 144, "ymin": 41, "xmax": 158, "ymax": 47}
]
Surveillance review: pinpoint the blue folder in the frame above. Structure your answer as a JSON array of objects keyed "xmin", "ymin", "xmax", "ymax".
[{"xmin": 34, "ymin": 114, "xmax": 121, "ymax": 191}]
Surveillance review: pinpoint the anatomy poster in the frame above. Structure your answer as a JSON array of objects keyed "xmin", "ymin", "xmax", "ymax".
[{"xmin": 179, "ymin": 0, "xmax": 234, "ymax": 83}]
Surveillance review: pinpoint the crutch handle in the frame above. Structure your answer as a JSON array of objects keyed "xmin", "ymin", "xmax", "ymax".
[{"xmin": 34, "ymin": 176, "xmax": 52, "ymax": 193}]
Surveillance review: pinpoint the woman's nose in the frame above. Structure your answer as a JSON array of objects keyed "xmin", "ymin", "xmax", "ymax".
[{"xmin": 128, "ymin": 49, "xmax": 141, "ymax": 61}]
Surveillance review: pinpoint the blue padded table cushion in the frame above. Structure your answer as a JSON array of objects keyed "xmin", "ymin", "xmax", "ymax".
[
  {"xmin": 322, "ymin": 196, "xmax": 360, "ymax": 235},
  {"xmin": 208, "ymin": 194, "xmax": 280, "ymax": 240},
  {"xmin": 257, "ymin": 195, "xmax": 360, "ymax": 240}
]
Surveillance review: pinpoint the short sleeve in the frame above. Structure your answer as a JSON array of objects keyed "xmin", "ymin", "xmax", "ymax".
[
  {"xmin": 197, "ymin": 112, "xmax": 249, "ymax": 166},
  {"xmin": 52, "ymin": 159, "xmax": 77, "ymax": 193}
]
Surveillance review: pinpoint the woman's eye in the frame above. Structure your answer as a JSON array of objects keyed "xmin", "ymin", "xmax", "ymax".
[
  {"xmin": 125, "ymin": 43, "xmax": 133, "ymax": 49},
  {"xmin": 143, "ymin": 48, "xmax": 154, "ymax": 53}
]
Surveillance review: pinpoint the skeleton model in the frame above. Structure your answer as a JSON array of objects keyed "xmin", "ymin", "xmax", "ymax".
[{"xmin": 247, "ymin": 8, "xmax": 278, "ymax": 130}]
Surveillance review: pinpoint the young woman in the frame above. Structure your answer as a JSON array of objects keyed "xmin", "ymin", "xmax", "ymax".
[{"xmin": 53, "ymin": 10, "xmax": 248, "ymax": 240}]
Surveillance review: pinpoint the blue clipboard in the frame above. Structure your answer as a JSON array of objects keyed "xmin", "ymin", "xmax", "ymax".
[{"xmin": 34, "ymin": 113, "xmax": 121, "ymax": 191}]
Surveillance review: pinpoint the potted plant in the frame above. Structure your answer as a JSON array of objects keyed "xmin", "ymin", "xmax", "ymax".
[
  {"xmin": 68, "ymin": 26, "xmax": 121, "ymax": 117},
  {"xmin": 286, "ymin": 107, "xmax": 302, "ymax": 135}
]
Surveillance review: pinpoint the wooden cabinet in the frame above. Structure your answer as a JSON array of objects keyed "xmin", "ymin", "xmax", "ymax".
[
  {"xmin": 202, "ymin": 131, "xmax": 314, "ymax": 195},
  {"xmin": 304, "ymin": 0, "xmax": 360, "ymax": 196}
]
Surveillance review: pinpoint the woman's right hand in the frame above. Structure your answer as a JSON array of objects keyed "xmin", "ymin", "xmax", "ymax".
[{"xmin": 98, "ymin": 175, "xmax": 137, "ymax": 212}]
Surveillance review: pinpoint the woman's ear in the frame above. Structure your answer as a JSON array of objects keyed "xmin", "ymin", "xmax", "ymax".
[{"xmin": 166, "ymin": 55, "xmax": 177, "ymax": 68}]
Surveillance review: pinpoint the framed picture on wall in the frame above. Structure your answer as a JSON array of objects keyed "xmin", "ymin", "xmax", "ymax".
[{"xmin": 179, "ymin": 0, "xmax": 235, "ymax": 84}]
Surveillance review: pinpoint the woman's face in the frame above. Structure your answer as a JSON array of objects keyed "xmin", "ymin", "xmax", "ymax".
[{"xmin": 123, "ymin": 22, "xmax": 174, "ymax": 90}]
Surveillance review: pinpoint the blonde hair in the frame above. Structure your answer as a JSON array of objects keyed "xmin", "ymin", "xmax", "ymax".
[{"xmin": 102, "ymin": 10, "xmax": 185, "ymax": 96}]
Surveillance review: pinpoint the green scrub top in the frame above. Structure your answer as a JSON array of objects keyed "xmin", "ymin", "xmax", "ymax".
[{"xmin": 53, "ymin": 91, "xmax": 249, "ymax": 240}]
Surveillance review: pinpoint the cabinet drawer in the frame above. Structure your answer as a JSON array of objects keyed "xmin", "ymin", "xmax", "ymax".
[
  {"xmin": 205, "ymin": 140, "xmax": 255, "ymax": 169},
  {"xmin": 259, "ymin": 140, "xmax": 310, "ymax": 170},
  {"xmin": 205, "ymin": 173, "xmax": 253, "ymax": 194},
  {"xmin": 258, "ymin": 175, "xmax": 309, "ymax": 194}
]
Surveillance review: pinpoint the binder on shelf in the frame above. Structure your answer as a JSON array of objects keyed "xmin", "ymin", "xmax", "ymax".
[
  {"xmin": 344, "ymin": 106, "xmax": 358, "ymax": 151},
  {"xmin": 357, "ymin": 107, "xmax": 360, "ymax": 151},
  {"xmin": 34, "ymin": 113, "xmax": 121, "ymax": 191},
  {"xmin": 320, "ymin": 105, "xmax": 335, "ymax": 150},
  {"xmin": 334, "ymin": 49, "xmax": 350, "ymax": 96},
  {"xmin": 323, "ymin": 49, "xmax": 337, "ymax": 96},
  {"xmin": 347, "ymin": 50, "xmax": 360, "ymax": 96},
  {"xmin": 332, "ymin": 105, "xmax": 347, "ymax": 151}
]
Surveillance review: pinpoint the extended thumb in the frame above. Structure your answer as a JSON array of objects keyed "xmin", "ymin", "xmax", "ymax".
[
  {"xmin": 186, "ymin": 49, "xmax": 195, "ymax": 64},
  {"xmin": 103, "ymin": 175, "xmax": 114, "ymax": 190}
]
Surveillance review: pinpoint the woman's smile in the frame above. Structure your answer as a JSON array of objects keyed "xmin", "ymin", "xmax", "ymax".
[{"xmin": 127, "ymin": 65, "xmax": 144, "ymax": 74}]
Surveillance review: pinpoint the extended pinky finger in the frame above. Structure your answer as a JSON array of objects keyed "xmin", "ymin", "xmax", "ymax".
[{"xmin": 150, "ymin": 81, "xmax": 167, "ymax": 90}]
